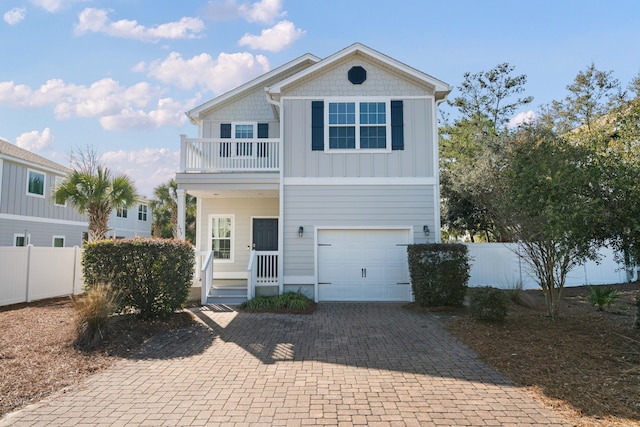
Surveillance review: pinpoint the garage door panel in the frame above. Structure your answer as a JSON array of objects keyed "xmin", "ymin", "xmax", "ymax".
[{"xmin": 317, "ymin": 229, "xmax": 411, "ymax": 302}]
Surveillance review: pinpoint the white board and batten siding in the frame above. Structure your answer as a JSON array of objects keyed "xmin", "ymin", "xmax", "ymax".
[
  {"xmin": 282, "ymin": 98, "xmax": 435, "ymax": 179},
  {"xmin": 283, "ymin": 184, "xmax": 434, "ymax": 301}
]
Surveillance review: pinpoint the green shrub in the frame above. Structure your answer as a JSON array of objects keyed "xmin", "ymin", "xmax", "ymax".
[
  {"xmin": 240, "ymin": 292, "xmax": 313, "ymax": 312},
  {"xmin": 587, "ymin": 285, "xmax": 620, "ymax": 311},
  {"xmin": 469, "ymin": 286, "xmax": 508, "ymax": 321},
  {"xmin": 83, "ymin": 238, "xmax": 194, "ymax": 319},
  {"xmin": 72, "ymin": 283, "xmax": 118, "ymax": 349},
  {"xmin": 407, "ymin": 243, "xmax": 470, "ymax": 307}
]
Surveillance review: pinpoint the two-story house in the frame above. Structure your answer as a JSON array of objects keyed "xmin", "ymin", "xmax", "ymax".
[
  {"xmin": 0, "ymin": 139, "xmax": 88, "ymax": 247},
  {"xmin": 176, "ymin": 43, "xmax": 451, "ymax": 304},
  {"xmin": 108, "ymin": 198, "xmax": 152, "ymax": 239}
]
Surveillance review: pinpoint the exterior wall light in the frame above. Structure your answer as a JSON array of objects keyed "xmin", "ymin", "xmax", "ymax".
[
  {"xmin": 298, "ymin": 226, "xmax": 304, "ymax": 238},
  {"xmin": 423, "ymin": 225, "xmax": 430, "ymax": 237}
]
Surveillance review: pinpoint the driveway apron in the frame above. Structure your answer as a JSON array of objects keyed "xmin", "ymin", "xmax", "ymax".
[{"xmin": 1, "ymin": 303, "xmax": 569, "ymax": 426}]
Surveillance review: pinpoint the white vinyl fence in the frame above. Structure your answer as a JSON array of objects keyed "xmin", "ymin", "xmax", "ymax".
[
  {"xmin": 0, "ymin": 246, "xmax": 83, "ymax": 307},
  {"xmin": 465, "ymin": 243, "xmax": 631, "ymax": 290}
]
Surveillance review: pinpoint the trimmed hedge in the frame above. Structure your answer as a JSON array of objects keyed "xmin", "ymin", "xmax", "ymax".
[
  {"xmin": 407, "ymin": 243, "xmax": 470, "ymax": 307},
  {"xmin": 83, "ymin": 238, "xmax": 194, "ymax": 319},
  {"xmin": 469, "ymin": 286, "xmax": 508, "ymax": 321}
]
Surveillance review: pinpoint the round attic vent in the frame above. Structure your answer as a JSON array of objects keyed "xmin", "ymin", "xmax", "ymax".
[{"xmin": 348, "ymin": 66, "xmax": 367, "ymax": 85}]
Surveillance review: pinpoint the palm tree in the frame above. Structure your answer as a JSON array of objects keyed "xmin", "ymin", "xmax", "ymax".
[
  {"xmin": 150, "ymin": 179, "xmax": 196, "ymax": 243},
  {"xmin": 55, "ymin": 166, "xmax": 138, "ymax": 242}
]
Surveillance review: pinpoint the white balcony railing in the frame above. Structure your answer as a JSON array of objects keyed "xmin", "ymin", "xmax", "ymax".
[{"xmin": 180, "ymin": 135, "xmax": 280, "ymax": 172}]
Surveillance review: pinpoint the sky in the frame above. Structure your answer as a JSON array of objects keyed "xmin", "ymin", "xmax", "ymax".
[{"xmin": 1, "ymin": 0, "xmax": 640, "ymax": 197}]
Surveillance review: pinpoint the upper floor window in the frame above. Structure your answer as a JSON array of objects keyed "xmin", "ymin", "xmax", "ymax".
[
  {"xmin": 53, "ymin": 176, "xmax": 67, "ymax": 206},
  {"xmin": 235, "ymin": 124, "xmax": 254, "ymax": 139},
  {"xmin": 328, "ymin": 102, "xmax": 387, "ymax": 150},
  {"xmin": 138, "ymin": 204, "xmax": 148, "ymax": 221},
  {"xmin": 312, "ymin": 99, "xmax": 403, "ymax": 152},
  {"xmin": 27, "ymin": 170, "xmax": 45, "ymax": 197},
  {"xmin": 117, "ymin": 207, "xmax": 128, "ymax": 218}
]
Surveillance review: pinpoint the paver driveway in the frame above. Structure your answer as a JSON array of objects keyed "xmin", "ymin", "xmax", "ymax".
[{"xmin": 1, "ymin": 303, "xmax": 569, "ymax": 426}]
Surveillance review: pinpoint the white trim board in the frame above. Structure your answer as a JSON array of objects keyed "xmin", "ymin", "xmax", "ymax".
[
  {"xmin": 284, "ymin": 177, "xmax": 436, "ymax": 186},
  {"xmin": 0, "ymin": 213, "xmax": 88, "ymax": 227}
]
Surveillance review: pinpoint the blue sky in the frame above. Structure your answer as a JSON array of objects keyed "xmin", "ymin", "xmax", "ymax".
[{"xmin": 1, "ymin": 0, "xmax": 639, "ymax": 197}]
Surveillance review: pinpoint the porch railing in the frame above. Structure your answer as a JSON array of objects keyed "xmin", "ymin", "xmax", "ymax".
[
  {"xmin": 180, "ymin": 135, "xmax": 280, "ymax": 172},
  {"xmin": 247, "ymin": 250, "xmax": 278, "ymax": 299},
  {"xmin": 200, "ymin": 250, "xmax": 214, "ymax": 305}
]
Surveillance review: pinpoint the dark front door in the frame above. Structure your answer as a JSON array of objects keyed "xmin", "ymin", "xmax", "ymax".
[{"xmin": 253, "ymin": 218, "xmax": 278, "ymax": 251}]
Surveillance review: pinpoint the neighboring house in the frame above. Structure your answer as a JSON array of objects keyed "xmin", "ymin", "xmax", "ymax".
[
  {"xmin": 176, "ymin": 43, "xmax": 451, "ymax": 304},
  {"xmin": 108, "ymin": 198, "xmax": 152, "ymax": 239},
  {"xmin": 0, "ymin": 139, "xmax": 88, "ymax": 247}
]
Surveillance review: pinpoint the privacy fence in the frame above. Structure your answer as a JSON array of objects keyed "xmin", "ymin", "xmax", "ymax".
[
  {"xmin": 465, "ymin": 243, "xmax": 630, "ymax": 289},
  {"xmin": 0, "ymin": 243, "xmax": 632, "ymax": 307},
  {"xmin": 0, "ymin": 246, "xmax": 83, "ymax": 307}
]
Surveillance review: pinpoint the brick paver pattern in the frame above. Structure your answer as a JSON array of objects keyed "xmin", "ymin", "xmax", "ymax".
[{"xmin": 1, "ymin": 303, "xmax": 569, "ymax": 426}]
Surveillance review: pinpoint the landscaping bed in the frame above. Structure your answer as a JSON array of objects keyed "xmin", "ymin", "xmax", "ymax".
[
  {"xmin": 442, "ymin": 282, "xmax": 640, "ymax": 427},
  {"xmin": 0, "ymin": 297, "xmax": 194, "ymax": 417}
]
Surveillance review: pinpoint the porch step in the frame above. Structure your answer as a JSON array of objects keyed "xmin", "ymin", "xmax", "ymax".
[{"xmin": 206, "ymin": 286, "xmax": 248, "ymax": 305}]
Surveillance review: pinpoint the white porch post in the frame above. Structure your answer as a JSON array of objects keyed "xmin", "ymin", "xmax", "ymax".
[{"xmin": 177, "ymin": 188, "xmax": 186, "ymax": 241}]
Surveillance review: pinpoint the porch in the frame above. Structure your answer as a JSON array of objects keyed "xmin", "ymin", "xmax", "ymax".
[{"xmin": 198, "ymin": 250, "xmax": 279, "ymax": 305}]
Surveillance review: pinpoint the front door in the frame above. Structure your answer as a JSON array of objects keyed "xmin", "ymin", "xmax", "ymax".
[{"xmin": 252, "ymin": 218, "xmax": 278, "ymax": 250}]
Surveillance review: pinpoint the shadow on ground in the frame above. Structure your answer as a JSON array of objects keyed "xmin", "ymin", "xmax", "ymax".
[{"xmin": 128, "ymin": 302, "xmax": 513, "ymax": 386}]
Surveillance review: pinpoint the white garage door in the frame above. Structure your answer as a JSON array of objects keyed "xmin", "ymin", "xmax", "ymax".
[{"xmin": 317, "ymin": 229, "xmax": 412, "ymax": 301}]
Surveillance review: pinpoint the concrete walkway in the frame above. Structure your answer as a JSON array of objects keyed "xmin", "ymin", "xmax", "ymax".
[{"xmin": 1, "ymin": 304, "xmax": 569, "ymax": 426}]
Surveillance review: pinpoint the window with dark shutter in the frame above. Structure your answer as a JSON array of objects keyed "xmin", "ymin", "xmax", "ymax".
[
  {"xmin": 391, "ymin": 100, "xmax": 404, "ymax": 151},
  {"xmin": 311, "ymin": 101, "xmax": 324, "ymax": 151}
]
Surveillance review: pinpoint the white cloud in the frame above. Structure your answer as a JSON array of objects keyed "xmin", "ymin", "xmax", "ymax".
[
  {"xmin": 239, "ymin": 0, "xmax": 285, "ymax": 24},
  {"xmin": 32, "ymin": 0, "xmax": 63, "ymax": 13},
  {"xmin": 4, "ymin": 8, "xmax": 26, "ymax": 25},
  {"xmin": 74, "ymin": 8, "xmax": 205, "ymax": 42},
  {"xmin": 238, "ymin": 20, "xmax": 304, "ymax": 52},
  {"xmin": 100, "ymin": 148, "xmax": 179, "ymax": 197},
  {"xmin": 508, "ymin": 110, "xmax": 537, "ymax": 128},
  {"xmin": 141, "ymin": 51, "xmax": 270, "ymax": 94},
  {"xmin": 0, "ymin": 77, "xmax": 199, "ymax": 131},
  {"xmin": 204, "ymin": 0, "xmax": 285, "ymax": 24},
  {"xmin": 15, "ymin": 128, "xmax": 54, "ymax": 151}
]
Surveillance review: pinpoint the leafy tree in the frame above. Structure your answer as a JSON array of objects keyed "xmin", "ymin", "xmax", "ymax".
[
  {"xmin": 55, "ymin": 165, "xmax": 138, "ymax": 242},
  {"xmin": 440, "ymin": 63, "xmax": 532, "ymax": 241},
  {"xmin": 539, "ymin": 63, "xmax": 622, "ymax": 135},
  {"xmin": 150, "ymin": 179, "xmax": 196, "ymax": 244},
  {"xmin": 489, "ymin": 124, "xmax": 604, "ymax": 319}
]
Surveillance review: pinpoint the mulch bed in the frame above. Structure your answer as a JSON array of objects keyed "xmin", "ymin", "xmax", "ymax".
[
  {"xmin": 0, "ymin": 297, "xmax": 194, "ymax": 417},
  {"xmin": 441, "ymin": 282, "xmax": 640, "ymax": 427}
]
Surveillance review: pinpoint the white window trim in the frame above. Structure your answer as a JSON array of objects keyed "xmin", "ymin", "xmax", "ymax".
[
  {"xmin": 52, "ymin": 235, "xmax": 65, "ymax": 247},
  {"xmin": 26, "ymin": 169, "xmax": 46, "ymax": 198},
  {"xmin": 324, "ymin": 97, "xmax": 392, "ymax": 153},
  {"xmin": 14, "ymin": 233, "xmax": 29, "ymax": 247},
  {"xmin": 138, "ymin": 204, "xmax": 148, "ymax": 221},
  {"xmin": 208, "ymin": 214, "xmax": 234, "ymax": 263},
  {"xmin": 231, "ymin": 122, "xmax": 257, "ymax": 140},
  {"xmin": 53, "ymin": 176, "xmax": 67, "ymax": 207},
  {"xmin": 117, "ymin": 207, "xmax": 128, "ymax": 218}
]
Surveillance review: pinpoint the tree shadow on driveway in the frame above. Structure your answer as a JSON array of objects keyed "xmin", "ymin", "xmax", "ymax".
[{"xmin": 131, "ymin": 302, "xmax": 514, "ymax": 386}]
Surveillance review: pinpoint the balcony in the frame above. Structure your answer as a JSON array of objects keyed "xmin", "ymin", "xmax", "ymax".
[{"xmin": 180, "ymin": 135, "xmax": 280, "ymax": 173}]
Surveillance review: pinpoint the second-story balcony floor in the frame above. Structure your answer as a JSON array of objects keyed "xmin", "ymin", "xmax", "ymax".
[{"xmin": 180, "ymin": 135, "xmax": 280, "ymax": 173}]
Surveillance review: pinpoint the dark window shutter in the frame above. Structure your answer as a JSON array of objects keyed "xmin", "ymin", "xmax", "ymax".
[
  {"xmin": 391, "ymin": 100, "xmax": 404, "ymax": 150},
  {"xmin": 220, "ymin": 123, "xmax": 231, "ymax": 138},
  {"xmin": 311, "ymin": 101, "xmax": 324, "ymax": 151},
  {"xmin": 257, "ymin": 123, "xmax": 269, "ymax": 138}
]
